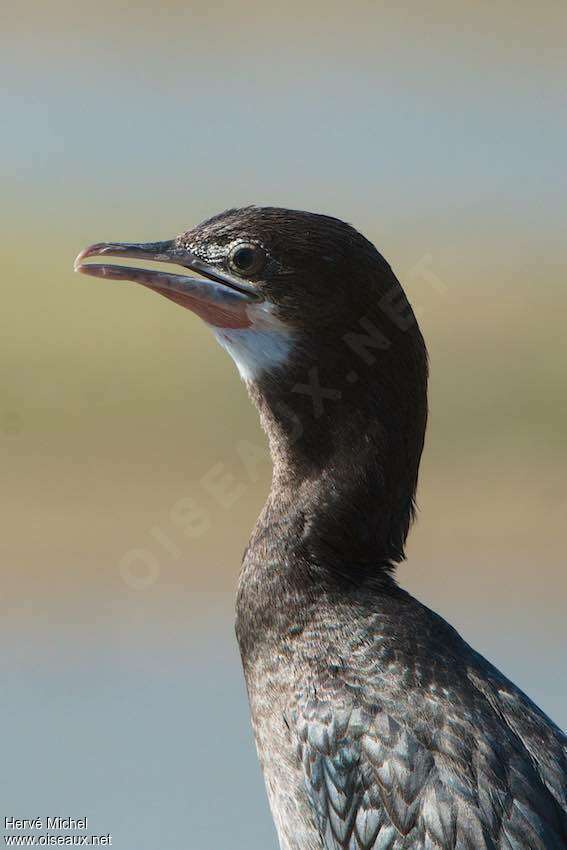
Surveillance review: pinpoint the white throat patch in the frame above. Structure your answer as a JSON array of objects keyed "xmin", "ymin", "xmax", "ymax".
[{"xmin": 211, "ymin": 302, "xmax": 295, "ymax": 382}]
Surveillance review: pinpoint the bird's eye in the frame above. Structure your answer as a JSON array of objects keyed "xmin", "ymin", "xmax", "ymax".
[{"xmin": 227, "ymin": 242, "xmax": 265, "ymax": 277}]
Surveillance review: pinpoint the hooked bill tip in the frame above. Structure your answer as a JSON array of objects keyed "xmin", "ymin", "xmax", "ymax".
[
  {"xmin": 74, "ymin": 243, "xmax": 120, "ymax": 274},
  {"xmin": 73, "ymin": 240, "xmax": 178, "ymax": 275},
  {"xmin": 74, "ymin": 243, "xmax": 102, "ymax": 273},
  {"xmin": 73, "ymin": 253, "xmax": 84, "ymax": 273}
]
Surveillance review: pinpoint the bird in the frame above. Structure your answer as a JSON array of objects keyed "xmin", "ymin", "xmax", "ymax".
[{"xmin": 75, "ymin": 207, "xmax": 567, "ymax": 850}]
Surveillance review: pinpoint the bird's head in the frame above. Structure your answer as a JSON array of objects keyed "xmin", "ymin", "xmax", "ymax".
[
  {"xmin": 75, "ymin": 205, "xmax": 423, "ymax": 381},
  {"xmin": 76, "ymin": 207, "xmax": 428, "ymax": 567}
]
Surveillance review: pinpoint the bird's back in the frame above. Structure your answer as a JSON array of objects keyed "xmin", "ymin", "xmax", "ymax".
[{"xmin": 239, "ymin": 583, "xmax": 567, "ymax": 850}]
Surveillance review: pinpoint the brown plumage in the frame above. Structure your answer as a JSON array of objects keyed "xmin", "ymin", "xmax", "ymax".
[{"xmin": 76, "ymin": 206, "xmax": 567, "ymax": 850}]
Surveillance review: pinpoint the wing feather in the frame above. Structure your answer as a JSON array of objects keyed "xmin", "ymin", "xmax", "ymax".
[{"xmin": 295, "ymin": 691, "xmax": 567, "ymax": 850}]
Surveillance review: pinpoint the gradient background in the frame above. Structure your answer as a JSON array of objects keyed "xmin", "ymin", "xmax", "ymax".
[{"xmin": 2, "ymin": 1, "xmax": 566, "ymax": 847}]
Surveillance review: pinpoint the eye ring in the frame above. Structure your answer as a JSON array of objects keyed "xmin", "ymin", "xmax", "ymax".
[{"xmin": 227, "ymin": 242, "xmax": 266, "ymax": 277}]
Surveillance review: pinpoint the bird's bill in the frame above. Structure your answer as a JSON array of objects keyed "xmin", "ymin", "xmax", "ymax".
[{"xmin": 74, "ymin": 239, "xmax": 261, "ymax": 329}]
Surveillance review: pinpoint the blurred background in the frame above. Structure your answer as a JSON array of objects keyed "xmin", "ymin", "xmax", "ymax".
[{"xmin": 1, "ymin": 1, "xmax": 566, "ymax": 847}]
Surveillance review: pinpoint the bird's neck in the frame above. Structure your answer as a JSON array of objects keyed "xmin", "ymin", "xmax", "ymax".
[
  {"xmin": 235, "ymin": 395, "xmax": 417, "ymax": 661},
  {"xmin": 243, "ymin": 335, "xmax": 428, "ymax": 587},
  {"xmin": 236, "ymin": 323, "xmax": 427, "ymax": 661}
]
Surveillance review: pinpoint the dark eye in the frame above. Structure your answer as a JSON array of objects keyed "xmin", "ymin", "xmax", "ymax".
[{"xmin": 227, "ymin": 242, "xmax": 265, "ymax": 276}]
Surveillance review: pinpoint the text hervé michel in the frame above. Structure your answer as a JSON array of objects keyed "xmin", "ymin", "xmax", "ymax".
[{"xmin": 5, "ymin": 819, "xmax": 88, "ymax": 831}]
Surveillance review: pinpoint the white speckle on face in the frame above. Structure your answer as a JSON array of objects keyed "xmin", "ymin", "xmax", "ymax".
[{"xmin": 211, "ymin": 302, "xmax": 295, "ymax": 382}]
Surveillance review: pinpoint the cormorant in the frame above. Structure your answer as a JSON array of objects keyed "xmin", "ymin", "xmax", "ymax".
[{"xmin": 76, "ymin": 207, "xmax": 567, "ymax": 849}]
